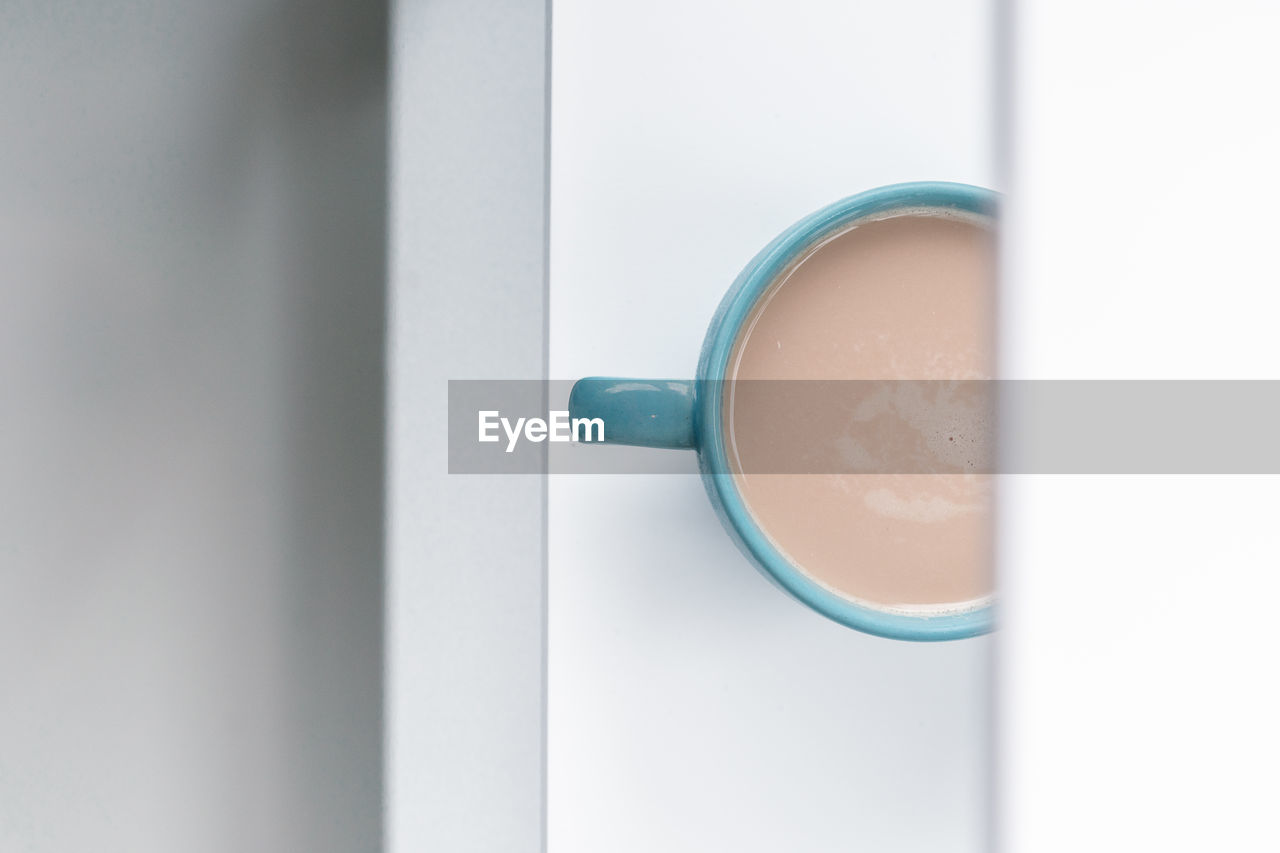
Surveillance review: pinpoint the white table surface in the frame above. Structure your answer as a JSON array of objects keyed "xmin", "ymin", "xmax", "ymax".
[{"xmin": 548, "ymin": 2, "xmax": 996, "ymax": 850}]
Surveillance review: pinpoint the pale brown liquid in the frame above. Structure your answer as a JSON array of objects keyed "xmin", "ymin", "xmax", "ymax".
[{"xmin": 726, "ymin": 212, "xmax": 994, "ymax": 612}]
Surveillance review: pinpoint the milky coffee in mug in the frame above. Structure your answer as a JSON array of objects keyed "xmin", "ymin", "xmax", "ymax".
[
  {"xmin": 570, "ymin": 183, "xmax": 996, "ymax": 640},
  {"xmin": 724, "ymin": 211, "xmax": 994, "ymax": 613}
]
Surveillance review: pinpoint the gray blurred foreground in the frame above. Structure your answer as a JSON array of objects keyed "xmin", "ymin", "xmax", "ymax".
[{"xmin": 1, "ymin": 2, "xmax": 386, "ymax": 850}]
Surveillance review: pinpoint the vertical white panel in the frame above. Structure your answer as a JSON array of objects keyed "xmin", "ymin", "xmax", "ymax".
[
  {"xmin": 1001, "ymin": 2, "xmax": 1280, "ymax": 849},
  {"xmin": 388, "ymin": 1, "xmax": 549, "ymax": 851}
]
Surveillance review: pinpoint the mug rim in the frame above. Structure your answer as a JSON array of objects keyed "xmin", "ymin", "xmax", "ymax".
[{"xmin": 694, "ymin": 181, "xmax": 997, "ymax": 641}]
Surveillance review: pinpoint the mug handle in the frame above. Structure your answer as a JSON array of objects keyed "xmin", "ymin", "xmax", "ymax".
[{"xmin": 567, "ymin": 378, "xmax": 697, "ymax": 449}]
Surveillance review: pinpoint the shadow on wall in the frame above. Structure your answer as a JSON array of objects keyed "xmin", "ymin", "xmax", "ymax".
[{"xmin": 0, "ymin": 1, "xmax": 386, "ymax": 851}]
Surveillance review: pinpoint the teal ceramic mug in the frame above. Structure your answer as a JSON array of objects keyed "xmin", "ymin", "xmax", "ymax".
[{"xmin": 568, "ymin": 181, "xmax": 996, "ymax": 641}]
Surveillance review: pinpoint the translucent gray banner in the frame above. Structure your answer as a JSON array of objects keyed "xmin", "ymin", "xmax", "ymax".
[{"xmin": 447, "ymin": 380, "xmax": 1280, "ymax": 474}]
